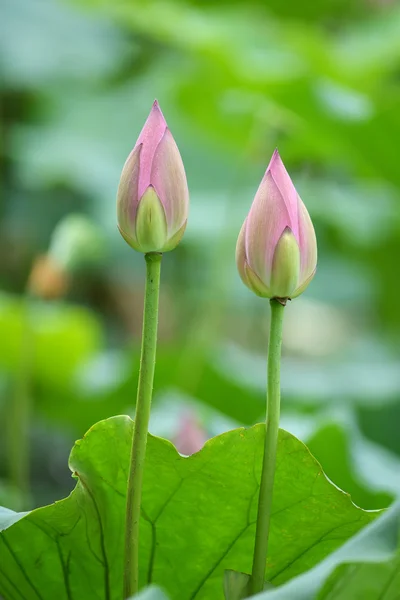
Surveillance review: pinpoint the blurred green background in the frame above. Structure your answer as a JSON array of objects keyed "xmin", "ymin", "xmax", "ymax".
[{"xmin": 1, "ymin": 0, "xmax": 400, "ymax": 513}]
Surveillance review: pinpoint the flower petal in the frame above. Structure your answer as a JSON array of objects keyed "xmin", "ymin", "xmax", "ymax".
[
  {"xmin": 297, "ymin": 194, "xmax": 317, "ymax": 284},
  {"xmin": 270, "ymin": 227, "xmax": 300, "ymax": 298},
  {"xmin": 245, "ymin": 172, "xmax": 291, "ymax": 286},
  {"xmin": 150, "ymin": 128, "xmax": 189, "ymax": 236},
  {"xmin": 136, "ymin": 100, "xmax": 167, "ymax": 199},
  {"xmin": 292, "ymin": 267, "xmax": 316, "ymax": 298},
  {"xmin": 161, "ymin": 220, "xmax": 187, "ymax": 252},
  {"xmin": 135, "ymin": 185, "xmax": 168, "ymax": 253},
  {"xmin": 236, "ymin": 219, "xmax": 251, "ymax": 288},
  {"xmin": 266, "ymin": 149, "xmax": 299, "ymax": 240},
  {"xmin": 116, "ymin": 144, "xmax": 142, "ymax": 248},
  {"xmin": 236, "ymin": 218, "xmax": 272, "ymax": 296},
  {"xmin": 244, "ymin": 263, "xmax": 272, "ymax": 298}
]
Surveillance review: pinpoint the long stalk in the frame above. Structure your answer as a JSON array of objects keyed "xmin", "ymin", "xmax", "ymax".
[
  {"xmin": 123, "ymin": 252, "xmax": 162, "ymax": 599},
  {"xmin": 7, "ymin": 294, "xmax": 34, "ymax": 506},
  {"xmin": 251, "ymin": 299, "xmax": 285, "ymax": 595}
]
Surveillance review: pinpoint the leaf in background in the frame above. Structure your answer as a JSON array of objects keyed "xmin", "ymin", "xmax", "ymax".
[
  {"xmin": 307, "ymin": 422, "xmax": 394, "ymax": 510},
  {"xmin": 0, "ymin": 0, "xmax": 128, "ymax": 86},
  {"xmin": 358, "ymin": 401, "xmax": 400, "ymax": 458},
  {"xmin": 256, "ymin": 501, "xmax": 400, "ymax": 600},
  {"xmin": 32, "ymin": 346, "xmax": 265, "ymax": 436},
  {"xmin": 0, "ymin": 293, "xmax": 103, "ymax": 388},
  {"xmin": 218, "ymin": 342, "xmax": 400, "ymax": 408},
  {"xmin": 0, "ymin": 417, "xmax": 376, "ymax": 599}
]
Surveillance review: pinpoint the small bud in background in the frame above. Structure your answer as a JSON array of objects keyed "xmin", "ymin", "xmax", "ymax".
[
  {"xmin": 117, "ymin": 100, "xmax": 189, "ymax": 253},
  {"xmin": 27, "ymin": 215, "xmax": 104, "ymax": 300},
  {"xmin": 48, "ymin": 214, "xmax": 105, "ymax": 273},
  {"xmin": 27, "ymin": 255, "xmax": 69, "ymax": 300},
  {"xmin": 173, "ymin": 412, "xmax": 207, "ymax": 456},
  {"xmin": 236, "ymin": 150, "xmax": 317, "ymax": 301}
]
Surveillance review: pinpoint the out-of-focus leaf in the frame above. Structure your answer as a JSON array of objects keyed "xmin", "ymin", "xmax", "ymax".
[
  {"xmin": 0, "ymin": 506, "xmax": 28, "ymax": 530},
  {"xmin": 217, "ymin": 342, "xmax": 400, "ymax": 406},
  {"xmin": 307, "ymin": 422, "xmax": 393, "ymax": 510},
  {"xmin": 257, "ymin": 502, "xmax": 400, "ymax": 600},
  {"xmin": 0, "ymin": 293, "xmax": 102, "ymax": 388},
  {"xmin": 48, "ymin": 213, "xmax": 106, "ymax": 273},
  {"xmin": 32, "ymin": 346, "xmax": 264, "ymax": 434},
  {"xmin": 333, "ymin": 8, "xmax": 400, "ymax": 77},
  {"xmin": 0, "ymin": 417, "xmax": 376, "ymax": 599},
  {"xmin": 0, "ymin": 0, "xmax": 129, "ymax": 86},
  {"xmin": 358, "ymin": 402, "xmax": 400, "ymax": 457}
]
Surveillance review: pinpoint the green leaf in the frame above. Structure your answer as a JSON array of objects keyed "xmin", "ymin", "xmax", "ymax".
[
  {"xmin": 0, "ymin": 292, "xmax": 102, "ymax": 388},
  {"xmin": 256, "ymin": 501, "xmax": 400, "ymax": 599},
  {"xmin": 0, "ymin": 417, "xmax": 377, "ymax": 599}
]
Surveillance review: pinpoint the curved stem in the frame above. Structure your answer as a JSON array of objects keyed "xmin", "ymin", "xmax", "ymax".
[
  {"xmin": 251, "ymin": 299, "xmax": 285, "ymax": 595},
  {"xmin": 123, "ymin": 252, "xmax": 162, "ymax": 599}
]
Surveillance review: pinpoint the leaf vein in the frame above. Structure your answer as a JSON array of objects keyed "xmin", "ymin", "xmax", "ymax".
[
  {"xmin": 1, "ymin": 536, "xmax": 44, "ymax": 600},
  {"xmin": 78, "ymin": 475, "xmax": 111, "ymax": 600}
]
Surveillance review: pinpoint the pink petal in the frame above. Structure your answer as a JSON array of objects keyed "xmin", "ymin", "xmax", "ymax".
[
  {"xmin": 297, "ymin": 194, "xmax": 317, "ymax": 284},
  {"xmin": 236, "ymin": 219, "xmax": 251, "ymax": 288},
  {"xmin": 116, "ymin": 144, "xmax": 142, "ymax": 247},
  {"xmin": 245, "ymin": 172, "xmax": 291, "ymax": 286},
  {"xmin": 266, "ymin": 149, "xmax": 299, "ymax": 240},
  {"xmin": 135, "ymin": 100, "xmax": 167, "ymax": 199},
  {"xmin": 150, "ymin": 128, "xmax": 189, "ymax": 236},
  {"xmin": 173, "ymin": 412, "xmax": 206, "ymax": 456}
]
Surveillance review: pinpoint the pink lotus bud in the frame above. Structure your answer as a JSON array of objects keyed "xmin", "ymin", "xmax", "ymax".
[
  {"xmin": 117, "ymin": 100, "xmax": 189, "ymax": 253},
  {"xmin": 236, "ymin": 150, "xmax": 317, "ymax": 300},
  {"xmin": 173, "ymin": 412, "xmax": 207, "ymax": 456}
]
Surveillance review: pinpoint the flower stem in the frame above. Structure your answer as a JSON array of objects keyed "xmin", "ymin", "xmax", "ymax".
[
  {"xmin": 123, "ymin": 252, "xmax": 162, "ymax": 599},
  {"xmin": 251, "ymin": 298, "xmax": 285, "ymax": 595},
  {"xmin": 7, "ymin": 294, "xmax": 33, "ymax": 506}
]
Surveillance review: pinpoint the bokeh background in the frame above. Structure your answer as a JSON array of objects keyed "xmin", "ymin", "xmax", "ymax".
[{"xmin": 1, "ymin": 0, "xmax": 400, "ymax": 512}]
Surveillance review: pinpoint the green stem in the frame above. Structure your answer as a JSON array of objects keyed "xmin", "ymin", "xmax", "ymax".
[
  {"xmin": 7, "ymin": 294, "xmax": 34, "ymax": 506},
  {"xmin": 123, "ymin": 252, "xmax": 162, "ymax": 599},
  {"xmin": 251, "ymin": 299, "xmax": 285, "ymax": 595}
]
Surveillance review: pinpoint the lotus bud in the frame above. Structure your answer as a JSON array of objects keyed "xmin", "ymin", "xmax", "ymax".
[
  {"xmin": 117, "ymin": 100, "xmax": 189, "ymax": 253},
  {"xmin": 173, "ymin": 411, "xmax": 207, "ymax": 456},
  {"xmin": 236, "ymin": 150, "xmax": 317, "ymax": 301},
  {"xmin": 28, "ymin": 255, "xmax": 69, "ymax": 300}
]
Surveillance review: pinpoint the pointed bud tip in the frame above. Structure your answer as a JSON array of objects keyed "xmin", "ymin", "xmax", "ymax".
[
  {"xmin": 148, "ymin": 100, "xmax": 167, "ymax": 131},
  {"xmin": 267, "ymin": 148, "xmax": 282, "ymax": 171},
  {"xmin": 151, "ymin": 99, "xmax": 165, "ymax": 118},
  {"xmin": 260, "ymin": 149, "xmax": 283, "ymax": 184}
]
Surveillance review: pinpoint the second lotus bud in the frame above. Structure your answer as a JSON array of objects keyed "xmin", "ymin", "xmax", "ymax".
[
  {"xmin": 236, "ymin": 150, "xmax": 317, "ymax": 300},
  {"xmin": 117, "ymin": 100, "xmax": 189, "ymax": 253}
]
